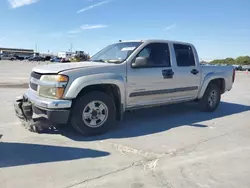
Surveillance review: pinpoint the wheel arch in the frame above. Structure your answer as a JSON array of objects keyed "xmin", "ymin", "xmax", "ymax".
[
  {"xmin": 198, "ymin": 73, "xmax": 226, "ymax": 99},
  {"xmin": 65, "ymin": 73, "xmax": 126, "ymax": 120}
]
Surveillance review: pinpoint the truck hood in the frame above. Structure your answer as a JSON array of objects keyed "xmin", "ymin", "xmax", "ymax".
[{"xmin": 32, "ymin": 61, "xmax": 114, "ymax": 74}]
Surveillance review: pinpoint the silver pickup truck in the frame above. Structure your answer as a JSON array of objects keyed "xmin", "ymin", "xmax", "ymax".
[{"xmin": 14, "ymin": 40, "xmax": 235, "ymax": 135}]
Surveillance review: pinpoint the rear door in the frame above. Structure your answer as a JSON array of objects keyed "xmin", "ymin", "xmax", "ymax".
[{"xmin": 170, "ymin": 43, "xmax": 201, "ymax": 100}]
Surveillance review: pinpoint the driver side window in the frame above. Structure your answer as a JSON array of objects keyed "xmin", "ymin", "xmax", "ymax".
[
  {"xmin": 136, "ymin": 43, "xmax": 171, "ymax": 68},
  {"xmin": 138, "ymin": 48, "xmax": 151, "ymax": 58}
]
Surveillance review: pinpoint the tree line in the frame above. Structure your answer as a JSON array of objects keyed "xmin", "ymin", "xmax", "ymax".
[{"xmin": 201, "ymin": 56, "xmax": 250, "ymax": 65}]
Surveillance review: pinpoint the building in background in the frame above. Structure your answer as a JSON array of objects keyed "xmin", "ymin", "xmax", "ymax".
[{"xmin": 0, "ymin": 47, "xmax": 34, "ymax": 57}]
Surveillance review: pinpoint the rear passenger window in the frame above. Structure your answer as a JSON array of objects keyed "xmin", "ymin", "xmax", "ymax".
[{"xmin": 174, "ymin": 44, "xmax": 195, "ymax": 67}]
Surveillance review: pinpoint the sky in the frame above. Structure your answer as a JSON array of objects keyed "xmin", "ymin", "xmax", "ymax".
[{"xmin": 0, "ymin": 0, "xmax": 249, "ymax": 60}]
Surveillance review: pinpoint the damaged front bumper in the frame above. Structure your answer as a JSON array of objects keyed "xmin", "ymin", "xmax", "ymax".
[{"xmin": 14, "ymin": 89, "xmax": 72, "ymax": 132}]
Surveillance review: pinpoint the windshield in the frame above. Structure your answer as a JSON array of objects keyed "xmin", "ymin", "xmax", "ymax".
[{"xmin": 90, "ymin": 42, "xmax": 142, "ymax": 63}]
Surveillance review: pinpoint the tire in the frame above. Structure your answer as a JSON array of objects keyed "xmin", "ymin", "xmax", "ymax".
[
  {"xmin": 70, "ymin": 91, "xmax": 116, "ymax": 136},
  {"xmin": 199, "ymin": 83, "xmax": 221, "ymax": 112}
]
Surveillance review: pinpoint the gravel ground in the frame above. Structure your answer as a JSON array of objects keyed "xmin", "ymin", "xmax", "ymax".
[{"xmin": 0, "ymin": 61, "xmax": 250, "ymax": 188}]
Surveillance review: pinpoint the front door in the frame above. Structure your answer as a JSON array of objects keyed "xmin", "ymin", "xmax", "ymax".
[{"xmin": 126, "ymin": 42, "xmax": 176, "ymax": 108}]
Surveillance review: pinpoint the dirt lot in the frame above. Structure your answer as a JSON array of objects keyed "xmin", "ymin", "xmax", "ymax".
[{"xmin": 0, "ymin": 61, "xmax": 250, "ymax": 188}]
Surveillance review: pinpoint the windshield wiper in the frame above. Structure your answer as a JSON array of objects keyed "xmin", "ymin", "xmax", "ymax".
[
  {"xmin": 91, "ymin": 59, "xmax": 105, "ymax": 62},
  {"xmin": 106, "ymin": 60, "xmax": 122, "ymax": 63},
  {"xmin": 90, "ymin": 59, "xmax": 122, "ymax": 63}
]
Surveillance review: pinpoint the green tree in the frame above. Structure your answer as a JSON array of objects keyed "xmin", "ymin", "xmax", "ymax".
[
  {"xmin": 210, "ymin": 59, "xmax": 226, "ymax": 64},
  {"xmin": 224, "ymin": 58, "xmax": 235, "ymax": 65},
  {"xmin": 210, "ymin": 56, "xmax": 250, "ymax": 65},
  {"xmin": 235, "ymin": 56, "xmax": 250, "ymax": 65}
]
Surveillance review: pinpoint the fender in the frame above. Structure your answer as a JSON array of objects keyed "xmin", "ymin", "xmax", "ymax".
[
  {"xmin": 197, "ymin": 72, "xmax": 226, "ymax": 99},
  {"xmin": 64, "ymin": 73, "xmax": 126, "ymax": 110}
]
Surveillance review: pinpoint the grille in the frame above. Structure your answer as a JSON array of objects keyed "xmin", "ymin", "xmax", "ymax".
[
  {"xmin": 30, "ymin": 71, "xmax": 42, "ymax": 91},
  {"xmin": 31, "ymin": 71, "xmax": 42, "ymax": 79}
]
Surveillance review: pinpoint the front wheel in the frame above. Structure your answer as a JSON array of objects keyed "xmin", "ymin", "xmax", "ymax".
[
  {"xmin": 70, "ymin": 91, "xmax": 116, "ymax": 136},
  {"xmin": 199, "ymin": 83, "xmax": 221, "ymax": 112}
]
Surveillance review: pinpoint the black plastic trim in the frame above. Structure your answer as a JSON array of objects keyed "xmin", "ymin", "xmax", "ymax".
[
  {"xmin": 33, "ymin": 106, "xmax": 70, "ymax": 124},
  {"xmin": 31, "ymin": 71, "xmax": 42, "ymax": 79},
  {"xmin": 129, "ymin": 86, "xmax": 198, "ymax": 97}
]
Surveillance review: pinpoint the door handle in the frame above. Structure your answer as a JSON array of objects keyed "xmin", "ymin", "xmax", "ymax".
[
  {"xmin": 162, "ymin": 69, "xmax": 174, "ymax": 79},
  {"xmin": 191, "ymin": 69, "xmax": 199, "ymax": 75}
]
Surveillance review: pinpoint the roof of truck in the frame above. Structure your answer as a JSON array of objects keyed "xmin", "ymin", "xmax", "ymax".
[{"xmin": 119, "ymin": 39, "xmax": 193, "ymax": 45}]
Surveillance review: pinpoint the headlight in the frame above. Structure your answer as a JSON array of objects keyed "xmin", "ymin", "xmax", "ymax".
[
  {"xmin": 40, "ymin": 75, "xmax": 68, "ymax": 82},
  {"xmin": 38, "ymin": 75, "xmax": 68, "ymax": 99}
]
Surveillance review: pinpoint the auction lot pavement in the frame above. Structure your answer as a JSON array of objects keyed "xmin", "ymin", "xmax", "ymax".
[{"xmin": 0, "ymin": 61, "xmax": 250, "ymax": 188}]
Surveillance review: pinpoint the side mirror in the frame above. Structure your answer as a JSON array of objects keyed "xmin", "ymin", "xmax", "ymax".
[{"xmin": 131, "ymin": 57, "xmax": 148, "ymax": 68}]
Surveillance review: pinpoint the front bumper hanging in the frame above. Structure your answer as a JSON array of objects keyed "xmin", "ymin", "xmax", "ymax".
[
  {"xmin": 14, "ymin": 92, "xmax": 71, "ymax": 133},
  {"xmin": 14, "ymin": 96, "xmax": 43, "ymax": 132}
]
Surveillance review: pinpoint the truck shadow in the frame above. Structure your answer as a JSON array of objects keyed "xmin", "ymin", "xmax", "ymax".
[
  {"xmin": 60, "ymin": 101, "xmax": 250, "ymax": 141},
  {"xmin": 0, "ymin": 142, "xmax": 109, "ymax": 168}
]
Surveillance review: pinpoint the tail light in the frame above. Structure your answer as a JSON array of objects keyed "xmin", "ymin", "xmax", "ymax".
[{"xmin": 232, "ymin": 69, "xmax": 236, "ymax": 83}]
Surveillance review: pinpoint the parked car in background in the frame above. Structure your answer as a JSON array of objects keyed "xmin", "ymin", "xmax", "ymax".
[
  {"xmin": 25, "ymin": 56, "xmax": 33, "ymax": 60},
  {"xmin": 0, "ymin": 54, "xmax": 16, "ymax": 61},
  {"xmin": 44, "ymin": 56, "xmax": 52, "ymax": 61},
  {"xmin": 242, "ymin": 65, "xmax": 250, "ymax": 71},
  {"xmin": 14, "ymin": 55, "xmax": 25, "ymax": 61},
  {"xmin": 60, "ymin": 58, "xmax": 71, "ymax": 63},
  {"xmin": 50, "ymin": 57, "xmax": 61, "ymax": 62},
  {"xmin": 28, "ymin": 56, "xmax": 45, "ymax": 61},
  {"xmin": 232, "ymin": 65, "xmax": 243, "ymax": 71}
]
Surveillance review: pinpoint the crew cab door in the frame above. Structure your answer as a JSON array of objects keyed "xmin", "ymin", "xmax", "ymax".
[
  {"xmin": 126, "ymin": 42, "xmax": 176, "ymax": 108},
  {"xmin": 170, "ymin": 43, "xmax": 201, "ymax": 100}
]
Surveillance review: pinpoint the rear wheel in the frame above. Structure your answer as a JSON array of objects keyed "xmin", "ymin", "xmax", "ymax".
[
  {"xmin": 70, "ymin": 91, "xmax": 116, "ymax": 136},
  {"xmin": 199, "ymin": 83, "xmax": 221, "ymax": 112}
]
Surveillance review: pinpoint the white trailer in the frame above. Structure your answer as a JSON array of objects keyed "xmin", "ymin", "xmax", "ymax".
[{"xmin": 58, "ymin": 51, "xmax": 73, "ymax": 58}]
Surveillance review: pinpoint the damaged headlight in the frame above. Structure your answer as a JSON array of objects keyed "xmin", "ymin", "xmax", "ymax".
[{"xmin": 38, "ymin": 75, "xmax": 68, "ymax": 99}]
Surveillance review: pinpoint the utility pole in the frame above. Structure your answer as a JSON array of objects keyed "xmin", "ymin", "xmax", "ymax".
[{"xmin": 70, "ymin": 43, "xmax": 73, "ymax": 52}]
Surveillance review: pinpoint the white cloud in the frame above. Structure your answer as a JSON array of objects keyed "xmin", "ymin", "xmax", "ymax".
[
  {"xmin": 8, "ymin": 0, "xmax": 39, "ymax": 8},
  {"xmin": 67, "ymin": 24, "xmax": 107, "ymax": 36},
  {"xmin": 77, "ymin": 0, "xmax": 110, "ymax": 13},
  {"xmin": 164, "ymin": 24, "xmax": 176, "ymax": 31},
  {"xmin": 81, "ymin": 24, "xmax": 108, "ymax": 30},
  {"xmin": 68, "ymin": 29, "xmax": 82, "ymax": 34}
]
